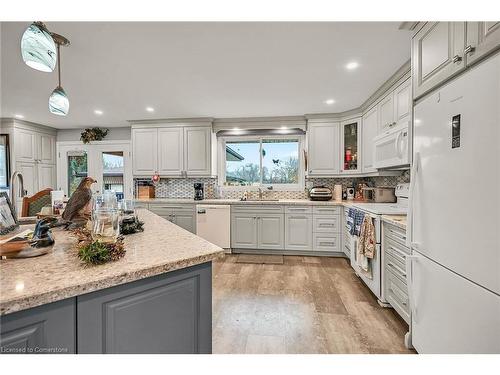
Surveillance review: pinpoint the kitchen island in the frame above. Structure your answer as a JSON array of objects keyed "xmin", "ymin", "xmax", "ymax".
[{"xmin": 0, "ymin": 209, "xmax": 224, "ymax": 354}]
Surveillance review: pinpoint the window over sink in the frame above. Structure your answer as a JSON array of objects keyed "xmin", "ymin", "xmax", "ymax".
[{"xmin": 219, "ymin": 135, "xmax": 304, "ymax": 190}]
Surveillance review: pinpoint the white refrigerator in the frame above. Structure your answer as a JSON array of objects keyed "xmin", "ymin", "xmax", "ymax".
[{"xmin": 409, "ymin": 52, "xmax": 500, "ymax": 353}]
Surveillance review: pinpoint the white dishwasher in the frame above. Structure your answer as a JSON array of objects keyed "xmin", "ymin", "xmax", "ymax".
[{"xmin": 196, "ymin": 205, "xmax": 231, "ymax": 250}]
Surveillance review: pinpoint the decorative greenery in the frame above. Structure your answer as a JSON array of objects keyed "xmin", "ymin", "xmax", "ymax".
[
  {"xmin": 120, "ymin": 216, "xmax": 144, "ymax": 235},
  {"xmin": 72, "ymin": 227, "xmax": 125, "ymax": 265},
  {"xmin": 80, "ymin": 127, "xmax": 109, "ymax": 144}
]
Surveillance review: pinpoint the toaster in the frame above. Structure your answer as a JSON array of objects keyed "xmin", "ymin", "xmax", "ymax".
[
  {"xmin": 309, "ymin": 186, "xmax": 333, "ymax": 201},
  {"xmin": 361, "ymin": 187, "xmax": 396, "ymax": 203}
]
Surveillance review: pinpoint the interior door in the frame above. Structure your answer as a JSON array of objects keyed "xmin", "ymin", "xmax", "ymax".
[
  {"xmin": 58, "ymin": 146, "xmax": 91, "ymax": 197},
  {"xmin": 94, "ymin": 143, "xmax": 132, "ymax": 200}
]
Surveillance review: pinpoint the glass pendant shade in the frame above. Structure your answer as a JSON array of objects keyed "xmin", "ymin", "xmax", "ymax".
[
  {"xmin": 49, "ymin": 86, "xmax": 69, "ymax": 116},
  {"xmin": 21, "ymin": 23, "xmax": 57, "ymax": 72}
]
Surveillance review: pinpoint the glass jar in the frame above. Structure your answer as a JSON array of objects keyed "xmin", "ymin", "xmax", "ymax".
[{"xmin": 91, "ymin": 208, "xmax": 120, "ymax": 243}]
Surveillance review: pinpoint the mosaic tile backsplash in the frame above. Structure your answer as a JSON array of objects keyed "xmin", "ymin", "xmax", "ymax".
[{"xmin": 135, "ymin": 170, "xmax": 410, "ymax": 200}]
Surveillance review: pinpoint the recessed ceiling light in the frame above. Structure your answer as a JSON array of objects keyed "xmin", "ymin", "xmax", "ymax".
[
  {"xmin": 346, "ymin": 61, "xmax": 359, "ymax": 70},
  {"xmin": 14, "ymin": 114, "xmax": 25, "ymax": 119},
  {"xmin": 146, "ymin": 107, "xmax": 155, "ymax": 113},
  {"xmin": 94, "ymin": 109, "xmax": 103, "ymax": 115},
  {"xmin": 325, "ymin": 99, "xmax": 335, "ymax": 105}
]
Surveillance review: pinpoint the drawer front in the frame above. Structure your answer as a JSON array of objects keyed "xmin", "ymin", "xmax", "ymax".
[
  {"xmin": 385, "ymin": 268, "xmax": 410, "ymax": 323},
  {"xmin": 385, "ymin": 252, "xmax": 407, "ymax": 284},
  {"xmin": 313, "ymin": 206, "xmax": 341, "ymax": 216},
  {"xmin": 384, "ymin": 222, "xmax": 407, "ymax": 246},
  {"xmin": 344, "ymin": 244, "xmax": 351, "ymax": 257},
  {"xmin": 148, "ymin": 204, "xmax": 195, "ymax": 213},
  {"xmin": 313, "ymin": 216, "xmax": 340, "ymax": 233},
  {"xmin": 148, "ymin": 206, "xmax": 175, "ymax": 218},
  {"xmin": 232, "ymin": 205, "xmax": 284, "ymax": 214},
  {"xmin": 313, "ymin": 233, "xmax": 340, "ymax": 252},
  {"xmin": 385, "ymin": 238, "xmax": 410, "ymax": 270},
  {"xmin": 284, "ymin": 206, "xmax": 312, "ymax": 214}
]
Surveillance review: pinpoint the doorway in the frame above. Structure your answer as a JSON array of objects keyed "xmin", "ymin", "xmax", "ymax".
[{"xmin": 57, "ymin": 141, "xmax": 132, "ymax": 199}]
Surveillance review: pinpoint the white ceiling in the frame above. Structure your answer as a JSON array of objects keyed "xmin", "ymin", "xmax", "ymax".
[{"xmin": 0, "ymin": 22, "xmax": 411, "ymax": 129}]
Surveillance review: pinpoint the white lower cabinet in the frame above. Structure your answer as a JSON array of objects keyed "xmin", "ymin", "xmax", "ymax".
[
  {"xmin": 257, "ymin": 214, "xmax": 284, "ymax": 250},
  {"xmin": 230, "ymin": 204, "xmax": 344, "ymax": 254},
  {"xmin": 382, "ymin": 222, "xmax": 410, "ymax": 323},
  {"xmin": 147, "ymin": 204, "xmax": 196, "ymax": 234},
  {"xmin": 313, "ymin": 233, "xmax": 340, "ymax": 252},
  {"xmin": 284, "ymin": 214, "xmax": 313, "ymax": 251}
]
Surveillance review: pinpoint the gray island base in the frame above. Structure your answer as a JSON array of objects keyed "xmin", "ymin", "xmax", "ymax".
[
  {"xmin": 1, "ymin": 262, "xmax": 212, "ymax": 354},
  {"xmin": 0, "ymin": 209, "xmax": 223, "ymax": 354}
]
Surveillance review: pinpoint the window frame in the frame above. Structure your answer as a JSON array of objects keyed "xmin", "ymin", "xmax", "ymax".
[
  {"xmin": 218, "ymin": 134, "xmax": 305, "ymax": 191},
  {"xmin": 0, "ymin": 134, "xmax": 11, "ymax": 189}
]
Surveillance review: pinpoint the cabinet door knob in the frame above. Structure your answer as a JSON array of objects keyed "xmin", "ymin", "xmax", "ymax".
[
  {"xmin": 464, "ymin": 45, "xmax": 475, "ymax": 55},
  {"xmin": 452, "ymin": 54, "xmax": 462, "ymax": 63}
]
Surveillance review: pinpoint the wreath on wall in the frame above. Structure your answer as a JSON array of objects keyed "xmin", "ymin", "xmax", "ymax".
[{"xmin": 80, "ymin": 127, "xmax": 109, "ymax": 144}]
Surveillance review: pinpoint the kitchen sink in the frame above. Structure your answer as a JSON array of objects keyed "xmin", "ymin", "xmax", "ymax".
[{"xmin": 240, "ymin": 199, "xmax": 280, "ymax": 202}]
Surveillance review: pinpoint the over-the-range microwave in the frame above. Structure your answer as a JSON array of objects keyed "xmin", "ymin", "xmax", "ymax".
[{"xmin": 373, "ymin": 121, "xmax": 409, "ymax": 169}]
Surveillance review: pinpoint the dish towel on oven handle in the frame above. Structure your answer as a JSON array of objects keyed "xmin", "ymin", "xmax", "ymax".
[
  {"xmin": 348, "ymin": 208, "xmax": 365, "ymax": 236},
  {"xmin": 357, "ymin": 215, "xmax": 376, "ymax": 279}
]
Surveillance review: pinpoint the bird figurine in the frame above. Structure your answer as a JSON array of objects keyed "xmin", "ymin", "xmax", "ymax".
[
  {"xmin": 62, "ymin": 177, "xmax": 97, "ymax": 227},
  {"xmin": 30, "ymin": 217, "xmax": 59, "ymax": 248}
]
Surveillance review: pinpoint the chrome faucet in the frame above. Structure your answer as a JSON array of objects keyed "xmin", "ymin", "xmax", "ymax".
[
  {"xmin": 258, "ymin": 187, "xmax": 263, "ymax": 200},
  {"xmin": 9, "ymin": 171, "xmax": 26, "ymax": 217}
]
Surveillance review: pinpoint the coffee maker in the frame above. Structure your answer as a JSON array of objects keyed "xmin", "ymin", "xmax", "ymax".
[{"xmin": 194, "ymin": 183, "xmax": 204, "ymax": 200}]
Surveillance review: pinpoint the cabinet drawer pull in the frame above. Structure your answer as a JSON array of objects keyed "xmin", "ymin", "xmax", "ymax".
[
  {"xmin": 388, "ymin": 229, "xmax": 406, "ymax": 241},
  {"xmin": 389, "ymin": 286, "xmax": 408, "ymax": 306},
  {"xmin": 464, "ymin": 45, "xmax": 475, "ymax": 55},
  {"xmin": 388, "ymin": 246, "xmax": 406, "ymax": 262},
  {"xmin": 319, "ymin": 223, "xmax": 334, "ymax": 227},
  {"xmin": 319, "ymin": 241, "xmax": 335, "ymax": 246},
  {"xmin": 388, "ymin": 262, "xmax": 406, "ymax": 277},
  {"xmin": 452, "ymin": 54, "xmax": 462, "ymax": 63}
]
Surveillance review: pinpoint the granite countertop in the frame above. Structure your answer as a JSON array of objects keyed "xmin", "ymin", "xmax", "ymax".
[
  {"xmin": 381, "ymin": 215, "xmax": 407, "ymax": 229},
  {"xmin": 135, "ymin": 198, "xmax": 347, "ymax": 206},
  {"xmin": 0, "ymin": 209, "xmax": 224, "ymax": 316}
]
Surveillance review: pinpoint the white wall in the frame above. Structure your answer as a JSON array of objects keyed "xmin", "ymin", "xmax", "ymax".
[{"xmin": 57, "ymin": 127, "xmax": 131, "ymax": 142}]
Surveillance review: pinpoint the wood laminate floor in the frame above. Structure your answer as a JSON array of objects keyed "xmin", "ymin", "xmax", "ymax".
[{"xmin": 212, "ymin": 254, "xmax": 415, "ymax": 354}]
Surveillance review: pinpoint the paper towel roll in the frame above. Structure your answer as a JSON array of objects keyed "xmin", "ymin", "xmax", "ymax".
[{"xmin": 333, "ymin": 185, "xmax": 342, "ymax": 201}]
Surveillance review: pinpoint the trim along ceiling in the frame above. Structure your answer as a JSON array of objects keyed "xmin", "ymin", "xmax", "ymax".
[{"xmin": 0, "ymin": 22, "xmax": 411, "ymax": 129}]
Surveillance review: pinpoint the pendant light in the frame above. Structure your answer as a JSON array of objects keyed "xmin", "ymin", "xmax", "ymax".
[
  {"xmin": 21, "ymin": 22, "xmax": 57, "ymax": 72},
  {"xmin": 49, "ymin": 34, "xmax": 70, "ymax": 116}
]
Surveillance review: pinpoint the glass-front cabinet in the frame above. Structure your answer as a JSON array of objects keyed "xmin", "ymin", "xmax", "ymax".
[{"xmin": 340, "ymin": 117, "xmax": 362, "ymax": 174}]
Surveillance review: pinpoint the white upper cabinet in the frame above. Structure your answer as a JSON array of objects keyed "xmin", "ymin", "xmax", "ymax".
[
  {"xmin": 38, "ymin": 133, "xmax": 56, "ymax": 164},
  {"xmin": 361, "ymin": 106, "xmax": 378, "ymax": 173},
  {"xmin": 132, "ymin": 128, "xmax": 158, "ymax": 175},
  {"xmin": 158, "ymin": 127, "xmax": 183, "ymax": 176},
  {"xmin": 37, "ymin": 164, "xmax": 56, "ymax": 190},
  {"xmin": 393, "ymin": 78, "xmax": 411, "ymax": 126},
  {"xmin": 307, "ymin": 122, "xmax": 340, "ymax": 176},
  {"xmin": 132, "ymin": 124, "xmax": 213, "ymax": 177},
  {"xmin": 14, "ymin": 128, "xmax": 37, "ymax": 163},
  {"xmin": 377, "ymin": 92, "xmax": 394, "ymax": 134},
  {"xmin": 465, "ymin": 22, "xmax": 500, "ymax": 66},
  {"xmin": 412, "ymin": 22, "xmax": 466, "ymax": 99},
  {"xmin": 340, "ymin": 118, "xmax": 362, "ymax": 174},
  {"xmin": 184, "ymin": 126, "xmax": 211, "ymax": 176}
]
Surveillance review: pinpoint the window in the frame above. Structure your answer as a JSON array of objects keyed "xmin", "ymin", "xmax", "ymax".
[
  {"xmin": 221, "ymin": 136, "xmax": 303, "ymax": 189},
  {"xmin": 0, "ymin": 135, "xmax": 10, "ymax": 189}
]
